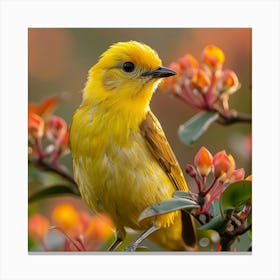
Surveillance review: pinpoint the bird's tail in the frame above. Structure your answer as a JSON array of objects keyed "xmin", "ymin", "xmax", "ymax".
[{"xmin": 181, "ymin": 211, "xmax": 197, "ymax": 249}]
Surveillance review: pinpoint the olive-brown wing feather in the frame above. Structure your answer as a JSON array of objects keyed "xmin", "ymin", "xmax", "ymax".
[{"xmin": 139, "ymin": 110, "xmax": 188, "ymax": 192}]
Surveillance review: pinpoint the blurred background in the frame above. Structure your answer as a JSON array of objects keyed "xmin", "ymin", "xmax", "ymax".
[{"xmin": 28, "ymin": 28, "xmax": 251, "ymax": 251}]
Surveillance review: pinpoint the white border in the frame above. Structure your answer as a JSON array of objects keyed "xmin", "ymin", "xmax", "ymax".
[{"xmin": 1, "ymin": 0, "xmax": 279, "ymax": 279}]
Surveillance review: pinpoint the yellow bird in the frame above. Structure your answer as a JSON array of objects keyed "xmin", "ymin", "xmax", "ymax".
[{"xmin": 70, "ymin": 41, "xmax": 196, "ymax": 251}]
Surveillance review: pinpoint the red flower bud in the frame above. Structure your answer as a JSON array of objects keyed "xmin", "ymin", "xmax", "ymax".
[
  {"xmin": 28, "ymin": 113, "xmax": 45, "ymax": 139},
  {"xmin": 28, "ymin": 96, "xmax": 59, "ymax": 119}
]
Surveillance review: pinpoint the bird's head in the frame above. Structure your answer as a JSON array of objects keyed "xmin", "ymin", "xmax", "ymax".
[{"xmin": 83, "ymin": 41, "xmax": 176, "ymax": 110}]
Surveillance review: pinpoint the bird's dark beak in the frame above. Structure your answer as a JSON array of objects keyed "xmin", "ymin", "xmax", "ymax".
[{"xmin": 141, "ymin": 66, "xmax": 176, "ymax": 78}]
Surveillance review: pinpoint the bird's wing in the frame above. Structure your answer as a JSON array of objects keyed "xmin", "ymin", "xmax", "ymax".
[
  {"xmin": 140, "ymin": 111, "xmax": 197, "ymax": 248},
  {"xmin": 139, "ymin": 110, "xmax": 189, "ymax": 192}
]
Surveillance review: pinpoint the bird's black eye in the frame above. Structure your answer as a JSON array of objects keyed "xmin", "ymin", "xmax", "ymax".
[{"xmin": 122, "ymin": 62, "xmax": 135, "ymax": 73}]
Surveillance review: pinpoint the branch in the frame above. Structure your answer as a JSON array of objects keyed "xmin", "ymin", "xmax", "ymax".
[
  {"xmin": 220, "ymin": 223, "xmax": 252, "ymax": 251},
  {"xmin": 29, "ymin": 158, "xmax": 78, "ymax": 188},
  {"xmin": 216, "ymin": 110, "xmax": 252, "ymax": 125}
]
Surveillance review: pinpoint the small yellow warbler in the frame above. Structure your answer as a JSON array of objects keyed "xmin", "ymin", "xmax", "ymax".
[{"xmin": 70, "ymin": 41, "xmax": 196, "ymax": 251}]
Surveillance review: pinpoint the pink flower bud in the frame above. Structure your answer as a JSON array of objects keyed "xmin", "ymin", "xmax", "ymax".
[
  {"xmin": 179, "ymin": 54, "xmax": 199, "ymax": 77},
  {"xmin": 169, "ymin": 62, "xmax": 181, "ymax": 74},
  {"xmin": 46, "ymin": 116, "xmax": 69, "ymax": 158},
  {"xmin": 185, "ymin": 164, "xmax": 197, "ymax": 178},
  {"xmin": 58, "ymin": 129, "xmax": 69, "ymax": 154},
  {"xmin": 229, "ymin": 168, "xmax": 245, "ymax": 183},
  {"xmin": 46, "ymin": 115, "xmax": 67, "ymax": 142},
  {"xmin": 213, "ymin": 150, "xmax": 232, "ymax": 179}
]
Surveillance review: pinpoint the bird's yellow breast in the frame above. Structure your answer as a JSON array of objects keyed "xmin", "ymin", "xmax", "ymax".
[{"xmin": 70, "ymin": 106, "xmax": 178, "ymax": 230}]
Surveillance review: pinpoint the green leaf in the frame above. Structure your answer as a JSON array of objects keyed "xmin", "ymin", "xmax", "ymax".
[
  {"xmin": 220, "ymin": 180, "xmax": 252, "ymax": 217},
  {"xmin": 138, "ymin": 198, "xmax": 199, "ymax": 222},
  {"xmin": 178, "ymin": 111, "xmax": 219, "ymax": 146},
  {"xmin": 208, "ymin": 198, "xmax": 220, "ymax": 217},
  {"xmin": 199, "ymin": 214, "xmax": 229, "ymax": 232},
  {"xmin": 173, "ymin": 191, "xmax": 198, "ymax": 201},
  {"xmin": 28, "ymin": 184, "xmax": 80, "ymax": 203}
]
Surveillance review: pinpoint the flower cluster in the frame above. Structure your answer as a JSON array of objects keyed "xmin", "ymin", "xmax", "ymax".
[
  {"xmin": 161, "ymin": 45, "xmax": 240, "ymax": 112},
  {"xmin": 28, "ymin": 96, "xmax": 69, "ymax": 164},
  {"xmin": 28, "ymin": 203, "xmax": 114, "ymax": 251},
  {"xmin": 186, "ymin": 147, "xmax": 249, "ymax": 213}
]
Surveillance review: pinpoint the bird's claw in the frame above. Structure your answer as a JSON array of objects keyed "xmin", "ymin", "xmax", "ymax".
[{"xmin": 124, "ymin": 244, "xmax": 137, "ymax": 252}]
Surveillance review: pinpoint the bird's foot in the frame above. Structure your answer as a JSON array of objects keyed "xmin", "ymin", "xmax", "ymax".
[
  {"xmin": 123, "ymin": 225, "xmax": 160, "ymax": 252},
  {"xmin": 124, "ymin": 244, "xmax": 137, "ymax": 252}
]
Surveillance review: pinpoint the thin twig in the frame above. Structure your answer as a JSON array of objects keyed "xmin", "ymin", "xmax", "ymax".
[
  {"xmin": 217, "ymin": 110, "xmax": 252, "ymax": 125},
  {"xmin": 29, "ymin": 158, "xmax": 78, "ymax": 188}
]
